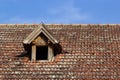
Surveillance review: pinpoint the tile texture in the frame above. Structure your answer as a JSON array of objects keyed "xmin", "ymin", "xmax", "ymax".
[{"xmin": 0, "ymin": 24, "xmax": 120, "ymax": 79}]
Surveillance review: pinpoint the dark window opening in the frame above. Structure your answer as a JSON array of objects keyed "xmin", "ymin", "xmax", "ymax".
[{"xmin": 36, "ymin": 46, "xmax": 48, "ymax": 60}]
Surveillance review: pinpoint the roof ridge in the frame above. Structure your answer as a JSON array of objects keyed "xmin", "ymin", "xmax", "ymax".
[
  {"xmin": 0, "ymin": 24, "xmax": 40, "ymax": 26},
  {"xmin": 0, "ymin": 24, "xmax": 120, "ymax": 26},
  {"xmin": 46, "ymin": 24, "xmax": 120, "ymax": 25}
]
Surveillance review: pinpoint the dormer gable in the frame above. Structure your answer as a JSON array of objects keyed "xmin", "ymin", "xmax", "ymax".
[{"xmin": 23, "ymin": 24, "xmax": 58, "ymax": 44}]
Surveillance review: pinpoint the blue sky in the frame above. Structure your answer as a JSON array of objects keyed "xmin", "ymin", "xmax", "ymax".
[{"xmin": 0, "ymin": 0, "xmax": 120, "ymax": 24}]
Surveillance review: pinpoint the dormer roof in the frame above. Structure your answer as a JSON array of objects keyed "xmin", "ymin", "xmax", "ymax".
[{"xmin": 23, "ymin": 24, "xmax": 59, "ymax": 44}]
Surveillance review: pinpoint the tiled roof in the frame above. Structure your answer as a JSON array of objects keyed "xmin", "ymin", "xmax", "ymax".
[{"xmin": 0, "ymin": 24, "xmax": 120, "ymax": 79}]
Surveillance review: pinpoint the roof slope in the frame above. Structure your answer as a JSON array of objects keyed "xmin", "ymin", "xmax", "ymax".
[{"xmin": 0, "ymin": 24, "xmax": 120, "ymax": 79}]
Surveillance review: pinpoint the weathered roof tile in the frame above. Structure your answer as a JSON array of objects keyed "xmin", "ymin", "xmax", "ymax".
[{"xmin": 0, "ymin": 24, "xmax": 120, "ymax": 79}]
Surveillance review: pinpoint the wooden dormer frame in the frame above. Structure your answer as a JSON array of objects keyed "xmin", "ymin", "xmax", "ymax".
[{"xmin": 23, "ymin": 24, "xmax": 59, "ymax": 61}]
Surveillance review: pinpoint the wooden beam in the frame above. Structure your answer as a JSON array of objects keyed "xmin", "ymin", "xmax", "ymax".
[
  {"xmin": 48, "ymin": 46, "xmax": 54, "ymax": 61},
  {"xmin": 31, "ymin": 45, "xmax": 36, "ymax": 61}
]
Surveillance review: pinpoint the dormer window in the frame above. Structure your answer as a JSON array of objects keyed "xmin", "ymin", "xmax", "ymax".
[
  {"xmin": 36, "ymin": 46, "xmax": 48, "ymax": 60},
  {"xmin": 23, "ymin": 24, "xmax": 59, "ymax": 61}
]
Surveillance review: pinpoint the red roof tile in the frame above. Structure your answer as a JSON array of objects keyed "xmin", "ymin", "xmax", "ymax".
[{"xmin": 0, "ymin": 24, "xmax": 120, "ymax": 79}]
